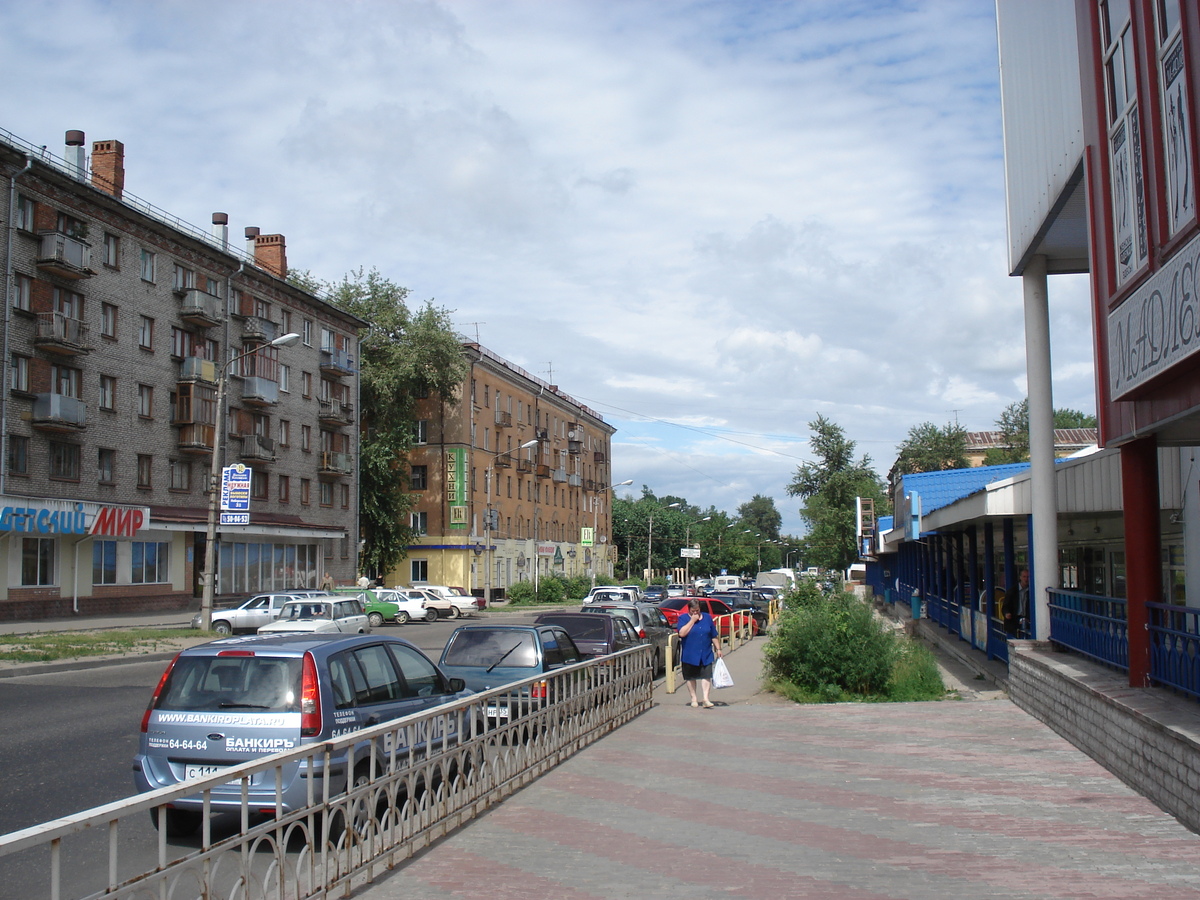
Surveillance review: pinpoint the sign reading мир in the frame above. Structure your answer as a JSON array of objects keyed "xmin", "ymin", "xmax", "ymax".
[
  {"xmin": 0, "ymin": 499, "xmax": 149, "ymax": 536},
  {"xmin": 447, "ymin": 448, "xmax": 467, "ymax": 528},
  {"xmin": 1107, "ymin": 230, "xmax": 1200, "ymax": 399}
]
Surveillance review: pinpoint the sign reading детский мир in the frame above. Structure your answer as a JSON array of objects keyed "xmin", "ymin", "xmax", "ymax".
[{"xmin": 0, "ymin": 499, "xmax": 150, "ymax": 536}]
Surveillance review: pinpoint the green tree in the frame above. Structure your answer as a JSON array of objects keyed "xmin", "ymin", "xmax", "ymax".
[
  {"xmin": 1054, "ymin": 407, "xmax": 1098, "ymax": 428},
  {"xmin": 786, "ymin": 415, "xmax": 887, "ymax": 573},
  {"xmin": 738, "ymin": 494, "xmax": 781, "ymax": 541},
  {"xmin": 982, "ymin": 400, "xmax": 1097, "ymax": 465},
  {"xmin": 307, "ymin": 268, "xmax": 468, "ymax": 578},
  {"xmin": 893, "ymin": 421, "xmax": 968, "ymax": 475}
]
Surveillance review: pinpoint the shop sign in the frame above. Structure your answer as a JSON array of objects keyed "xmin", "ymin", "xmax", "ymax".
[
  {"xmin": 0, "ymin": 498, "xmax": 150, "ymax": 537},
  {"xmin": 536, "ymin": 542, "xmax": 556, "ymax": 557},
  {"xmin": 446, "ymin": 448, "xmax": 467, "ymax": 528}
]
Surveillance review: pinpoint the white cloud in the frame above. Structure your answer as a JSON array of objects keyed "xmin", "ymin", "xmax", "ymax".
[{"xmin": 0, "ymin": 0, "xmax": 1096, "ymax": 536}]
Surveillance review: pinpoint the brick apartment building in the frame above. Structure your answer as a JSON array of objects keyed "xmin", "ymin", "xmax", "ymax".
[
  {"xmin": 0, "ymin": 127, "xmax": 363, "ymax": 620},
  {"xmin": 393, "ymin": 342, "xmax": 618, "ymax": 598}
]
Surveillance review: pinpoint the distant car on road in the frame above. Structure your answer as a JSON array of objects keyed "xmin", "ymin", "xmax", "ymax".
[
  {"xmin": 412, "ymin": 585, "xmax": 478, "ymax": 618},
  {"xmin": 133, "ymin": 632, "xmax": 472, "ymax": 835},
  {"xmin": 257, "ymin": 597, "xmax": 370, "ymax": 634},
  {"xmin": 659, "ymin": 597, "xmax": 758, "ymax": 636},
  {"xmin": 192, "ymin": 592, "xmax": 318, "ymax": 635}
]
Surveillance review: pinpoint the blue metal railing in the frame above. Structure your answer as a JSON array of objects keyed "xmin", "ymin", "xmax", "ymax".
[
  {"xmin": 1048, "ymin": 589, "xmax": 1128, "ymax": 671},
  {"xmin": 1148, "ymin": 601, "xmax": 1200, "ymax": 701}
]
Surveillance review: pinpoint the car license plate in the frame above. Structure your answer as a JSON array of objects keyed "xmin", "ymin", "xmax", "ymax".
[
  {"xmin": 486, "ymin": 704, "xmax": 510, "ymax": 719},
  {"xmin": 184, "ymin": 764, "xmax": 223, "ymax": 780}
]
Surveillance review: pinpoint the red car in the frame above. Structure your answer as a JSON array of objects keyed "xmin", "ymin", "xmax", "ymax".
[{"xmin": 658, "ymin": 597, "xmax": 758, "ymax": 636}]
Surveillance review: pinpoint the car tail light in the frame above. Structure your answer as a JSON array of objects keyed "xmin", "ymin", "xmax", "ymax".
[
  {"xmin": 300, "ymin": 652, "xmax": 321, "ymax": 736},
  {"xmin": 638, "ymin": 628, "xmax": 646, "ymax": 639},
  {"xmin": 217, "ymin": 649, "xmax": 255, "ymax": 657},
  {"xmin": 141, "ymin": 653, "xmax": 180, "ymax": 733},
  {"xmin": 530, "ymin": 680, "xmax": 548, "ymax": 699}
]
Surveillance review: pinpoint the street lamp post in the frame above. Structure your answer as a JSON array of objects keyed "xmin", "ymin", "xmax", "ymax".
[
  {"xmin": 591, "ymin": 479, "xmax": 632, "ymax": 588},
  {"xmin": 646, "ymin": 502, "xmax": 680, "ymax": 581},
  {"xmin": 200, "ymin": 332, "xmax": 301, "ymax": 631},
  {"xmin": 486, "ymin": 439, "xmax": 538, "ymax": 605}
]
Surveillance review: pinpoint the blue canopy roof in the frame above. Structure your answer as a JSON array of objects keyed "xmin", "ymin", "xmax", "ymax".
[{"xmin": 900, "ymin": 463, "xmax": 1030, "ymax": 515}]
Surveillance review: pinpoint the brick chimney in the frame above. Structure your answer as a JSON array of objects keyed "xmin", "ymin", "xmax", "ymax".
[
  {"xmin": 91, "ymin": 140, "xmax": 125, "ymax": 198},
  {"xmin": 254, "ymin": 234, "xmax": 287, "ymax": 279}
]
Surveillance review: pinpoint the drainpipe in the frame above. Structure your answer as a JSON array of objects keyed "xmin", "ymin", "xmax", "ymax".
[{"xmin": 2, "ymin": 156, "xmax": 33, "ymax": 498}]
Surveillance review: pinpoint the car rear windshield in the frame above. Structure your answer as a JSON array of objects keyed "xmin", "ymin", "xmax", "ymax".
[
  {"xmin": 157, "ymin": 655, "xmax": 301, "ymax": 713},
  {"xmin": 442, "ymin": 631, "xmax": 537, "ymax": 667},
  {"xmin": 539, "ymin": 617, "xmax": 609, "ymax": 641}
]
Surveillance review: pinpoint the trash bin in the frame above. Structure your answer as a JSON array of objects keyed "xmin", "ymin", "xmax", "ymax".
[{"xmin": 911, "ymin": 592, "xmax": 922, "ymax": 619}]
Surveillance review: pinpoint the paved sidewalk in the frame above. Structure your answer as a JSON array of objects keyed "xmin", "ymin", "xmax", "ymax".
[{"xmin": 355, "ymin": 637, "xmax": 1200, "ymax": 900}]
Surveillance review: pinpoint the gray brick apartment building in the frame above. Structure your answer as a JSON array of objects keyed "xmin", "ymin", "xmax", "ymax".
[{"xmin": 0, "ymin": 127, "xmax": 362, "ymax": 621}]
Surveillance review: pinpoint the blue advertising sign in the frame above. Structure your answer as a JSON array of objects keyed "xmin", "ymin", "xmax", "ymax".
[{"xmin": 220, "ymin": 464, "xmax": 251, "ymax": 525}]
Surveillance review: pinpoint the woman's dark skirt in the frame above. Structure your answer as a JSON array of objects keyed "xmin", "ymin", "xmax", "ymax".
[{"xmin": 681, "ymin": 661, "xmax": 714, "ymax": 681}]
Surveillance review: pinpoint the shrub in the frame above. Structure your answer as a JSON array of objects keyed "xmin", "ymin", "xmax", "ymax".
[
  {"xmin": 562, "ymin": 575, "xmax": 593, "ymax": 600},
  {"xmin": 763, "ymin": 591, "xmax": 897, "ymax": 698},
  {"xmin": 535, "ymin": 575, "xmax": 566, "ymax": 605},
  {"xmin": 885, "ymin": 641, "xmax": 945, "ymax": 701},
  {"xmin": 506, "ymin": 581, "xmax": 536, "ymax": 605}
]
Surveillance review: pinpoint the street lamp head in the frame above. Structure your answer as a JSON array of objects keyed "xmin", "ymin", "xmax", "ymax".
[
  {"xmin": 270, "ymin": 332, "xmax": 301, "ymax": 348},
  {"xmin": 519, "ymin": 439, "xmax": 539, "ymax": 449},
  {"xmin": 667, "ymin": 502, "xmax": 681, "ymax": 509},
  {"xmin": 615, "ymin": 479, "xmax": 633, "ymax": 487}
]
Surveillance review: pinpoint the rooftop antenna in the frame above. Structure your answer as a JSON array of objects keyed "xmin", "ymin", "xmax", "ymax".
[
  {"xmin": 460, "ymin": 322, "xmax": 485, "ymax": 343},
  {"xmin": 545, "ymin": 361, "xmax": 555, "ymax": 383}
]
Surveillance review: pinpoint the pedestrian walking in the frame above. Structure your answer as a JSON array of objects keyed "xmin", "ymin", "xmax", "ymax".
[
  {"xmin": 677, "ymin": 598, "xmax": 722, "ymax": 708},
  {"xmin": 321, "ymin": 571, "xmax": 335, "ymax": 593}
]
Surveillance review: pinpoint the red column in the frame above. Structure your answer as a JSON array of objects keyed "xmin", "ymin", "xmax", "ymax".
[{"xmin": 1120, "ymin": 437, "xmax": 1160, "ymax": 688}]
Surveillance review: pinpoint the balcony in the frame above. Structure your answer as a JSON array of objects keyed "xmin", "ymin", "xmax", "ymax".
[
  {"xmin": 179, "ymin": 289, "xmax": 223, "ymax": 327},
  {"xmin": 318, "ymin": 397, "xmax": 355, "ymax": 426},
  {"xmin": 495, "ymin": 410, "xmax": 512, "ymax": 427},
  {"xmin": 552, "ymin": 467, "xmax": 568, "ymax": 483},
  {"xmin": 33, "ymin": 312, "xmax": 91, "ymax": 356},
  {"xmin": 36, "ymin": 232, "xmax": 93, "ymax": 279},
  {"xmin": 31, "ymin": 393, "xmax": 87, "ymax": 433},
  {"xmin": 568, "ymin": 440, "xmax": 582, "ymax": 454},
  {"xmin": 242, "ymin": 316, "xmax": 278, "ymax": 343},
  {"xmin": 493, "ymin": 455, "xmax": 512, "ymax": 468},
  {"xmin": 536, "ymin": 464, "xmax": 551, "ymax": 478},
  {"xmin": 584, "ymin": 479, "xmax": 598, "ymax": 492},
  {"xmin": 318, "ymin": 450, "xmax": 353, "ymax": 477},
  {"xmin": 240, "ymin": 376, "xmax": 280, "ymax": 406},
  {"xmin": 176, "ymin": 423, "xmax": 215, "ymax": 454},
  {"xmin": 594, "ymin": 451, "xmax": 607, "ymax": 463},
  {"xmin": 178, "ymin": 356, "xmax": 217, "ymax": 384},
  {"xmin": 319, "ymin": 346, "xmax": 356, "ymax": 376},
  {"xmin": 568, "ymin": 473, "xmax": 582, "ymax": 487},
  {"xmin": 517, "ymin": 458, "xmax": 533, "ymax": 474},
  {"xmin": 238, "ymin": 433, "xmax": 276, "ymax": 462}
]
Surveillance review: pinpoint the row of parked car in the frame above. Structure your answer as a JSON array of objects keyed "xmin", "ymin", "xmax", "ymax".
[{"xmin": 191, "ymin": 585, "xmax": 482, "ymax": 636}]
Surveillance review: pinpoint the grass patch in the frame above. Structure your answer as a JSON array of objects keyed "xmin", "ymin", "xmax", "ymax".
[{"xmin": 0, "ymin": 629, "xmax": 194, "ymax": 663}]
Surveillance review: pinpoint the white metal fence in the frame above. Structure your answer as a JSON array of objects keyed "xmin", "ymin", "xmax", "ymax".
[{"xmin": 0, "ymin": 647, "xmax": 653, "ymax": 900}]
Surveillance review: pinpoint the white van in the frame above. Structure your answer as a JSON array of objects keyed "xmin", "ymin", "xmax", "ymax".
[{"xmin": 713, "ymin": 575, "xmax": 743, "ymax": 592}]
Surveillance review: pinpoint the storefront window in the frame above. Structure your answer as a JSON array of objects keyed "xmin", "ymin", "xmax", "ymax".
[
  {"xmin": 22, "ymin": 538, "xmax": 54, "ymax": 586},
  {"xmin": 93, "ymin": 540, "xmax": 117, "ymax": 585},
  {"xmin": 132, "ymin": 541, "xmax": 169, "ymax": 584}
]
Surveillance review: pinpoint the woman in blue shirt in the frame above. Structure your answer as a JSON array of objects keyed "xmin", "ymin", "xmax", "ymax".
[{"xmin": 677, "ymin": 599, "xmax": 722, "ymax": 708}]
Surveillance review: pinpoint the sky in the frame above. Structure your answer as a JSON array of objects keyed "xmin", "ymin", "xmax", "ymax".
[{"xmin": 0, "ymin": 0, "xmax": 1095, "ymax": 537}]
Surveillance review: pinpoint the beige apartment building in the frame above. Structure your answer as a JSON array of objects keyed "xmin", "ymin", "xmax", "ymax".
[{"xmin": 393, "ymin": 342, "xmax": 617, "ymax": 598}]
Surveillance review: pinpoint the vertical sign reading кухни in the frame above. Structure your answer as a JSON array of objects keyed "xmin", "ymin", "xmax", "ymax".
[{"xmin": 446, "ymin": 448, "xmax": 467, "ymax": 528}]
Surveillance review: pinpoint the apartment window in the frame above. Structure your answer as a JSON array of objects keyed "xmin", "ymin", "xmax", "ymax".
[
  {"xmin": 303, "ymin": 319, "xmax": 313, "ymax": 346},
  {"xmin": 279, "ymin": 475, "xmax": 290, "ymax": 503},
  {"xmin": 484, "ymin": 384, "xmax": 490, "ymax": 408},
  {"xmin": 411, "ymin": 511, "xmax": 427, "ymax": 534},
  {"xmin": 173, "ymin": 263, "xmax": 196, "ymax": 290},
  {"xmin": 319, "ymin": 481, "xmax": 333, "ymax": 507},
  {"xmin": 100, "ymin": 302, "xmax": 117, "ymax": 339},
  {"xmin": 98, "ymin": 375, "xmax": 115, "ymax": 411},
  {"xmin": 137, "ymin": 454, "xmax": 152, "ymax": 488},
  {"xmin": 280, "ymin": 309, "xmax": 292, "ymax": 334},
  {"xmin": 341, "ymin": 483, "xmax": 350, "ymax": 509},
  {"xmin": 414, "ymin": 419, "xmax": 428, "ymax": 444},
  {"xmin": 205, "ymin": 276, "xmax": 219, "ymax": 295},
  {"xmin": 53, "ymin": 365, "xmax": 81, "ymax": 398},
  {"xmin": 132, "ymin": 541, "xmax": 169, "ymax": 584},
  {"xmin": 279, "ymin": 419, "xmax": 291, "ymax": 447},
  {"xmin": 103, "ymin": 233, "xmax": 119, "ymax": 268},
  {"xmin": 8, "ymin": 435, "xmax": 28, "ymax": 475},
  {"xmin": 49, "ymin": 441, "xmax": 80, "ymax": 480},
  {"xmin": 411, "ymin": 559, "xmax": 428, "ymax": 583},
  {"xmin": 300, "ymin": 478, "xmax": 311, "ymax": 505},
  {"xmin": 138, "ymin": 316, "xmax": 154, "ymax": 350},
  {"xmin": 279, "ymin": 364, "xmax": 290, "ymax": 393},
  {"xmin": 302, "ymin": 371, "xmax": 312, "ymax": 398},
  {"xmin": 92, "ymin": 540, "xmax": 117, "ymax": 585},
  {"xmin": 252, "ymin": 471, "xmax": 268, "ymax": 500},
  {"xmin": 169, "ymin": 459, "xmax": 191, "ymax": 491},
  {"xmin": 57, "ymin": 212, "xmax": 86, "ymax": 239},
  {"xmin": 170, "ymin": 327, "xmax": 192, "ymax": 358},
  {"xmin": 10, "ymin": 355, "xmax": 28, "ymax": 393},
  {"xmin": 139, "ymin": 248, "xmax": 155, "ymax": 282},
  {"xmin": 137, "ymin": 384, "xmax": 153, "ymax": 418},
  {"xmin": 300, "ymin": 424, "xmax": 311, "ymax": 452},
  {"xmin": 98, "ymin": 448, "xmax": 114, "ymax": 483},
  {"xmin": 410, "ymin": 465, "xmax": 428, "ymax": 490},
  {"xmin": 13, "ymin": 274, "xmax": 31, "ymax": 312},
  {"xmin": 22, "ymin": 537, "xmax": 54, "ymax": 586},
  {"xmin": 54, "ymin": 287, "xmax": 82, "ymax": 319},
  {"xmin": 254, "ymin": 297, "xmax": 270, "ymax": 319},
  {"xmin": 15, "ymin": 195, "xmax": 35, "ymax": 232}
]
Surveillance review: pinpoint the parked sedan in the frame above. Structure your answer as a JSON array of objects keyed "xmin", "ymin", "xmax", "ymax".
[
  {"xmin": 580, "ymin": 603, "xmax": 672, "ymax": 675},
  {"xmin": 191, "ymin": 592, "xmax": 315, "ymax": 635},
  {"xmin": 257, "ymin": 597, "xmax": 370, "ymax": 634},
  {"xmin": 412, "ymin": 585, "xmax": 477, "ymax": 618},
  {"xmin": 659, "ymin": 597, "xmax": 758, "ymax": 636},
  {"xmin": 533, "ymin": 612, "xmax": 641, "ymax": 660},
  {"xmin": 438, "ymin": 624, "xmax": 585, "ymax": 728},
  {"xmin": 366, "ymin": 589, "xmax": 436, "ymax": 625}
]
